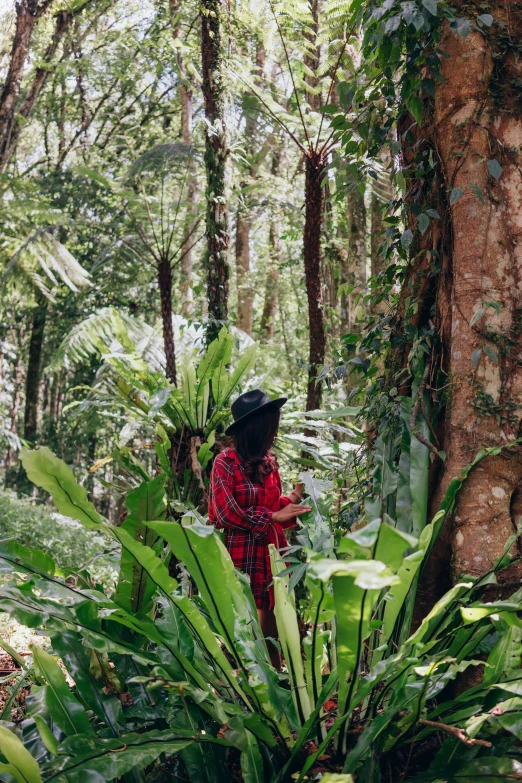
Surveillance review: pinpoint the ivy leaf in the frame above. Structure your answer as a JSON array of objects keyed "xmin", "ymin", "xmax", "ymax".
[
  {"xmin": 456, "ymin": 18, "xmax": 471, "ymax": 38},
  {"xmin": 407, "ymin": 95, "xmax": 423, "ymax": 125},
  {"xmin": 487, "ymin": 159, "xmax": 503, "ymax": 180},
  {"xmin": 483, "ymin": 346, "xmax": 498, "ymax": 364},
  {"xmin": 418, "ymin": 213, "xmax": 430, "ymax": 235},
  {"xmin": 426, "ymin": 208, "xmax": 440, "ymax": 219},
  {"xmin": 478, "ymin": 13, "xmax": 493, "ymax": 25},
  {"xmin": 471, "ymin": 183, "xmax": 485, "ymax": 204},
  {"xmin": 471, "ymin": 348, "xmax": 482, "ymax": 369},
  {"xmin": 400, "ymin": 229, "xmax": 414, "ymax": 251},
  {"xmin": 422, "ymin": 0, "xmax": 438, "ymax": 15},
  {"xmin": 470, "ymin": 308, "xmax": 485, "ymax": 327},
  {"xmin": 449, "ymin": 187, "xmax": 464, "ymax": 206}
]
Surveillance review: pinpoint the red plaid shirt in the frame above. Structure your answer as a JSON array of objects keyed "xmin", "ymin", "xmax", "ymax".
[{"xmin": 208, "ymin": 448, "xmax": 294, "ymax": 609}]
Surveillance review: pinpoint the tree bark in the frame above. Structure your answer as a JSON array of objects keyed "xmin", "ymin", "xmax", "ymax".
[
  {"xmin": 157, "ymin": 259, "xmax": 176, "ymax": 385},
  {"xmin": 340, "ymin": 186, "xmax": 367, "ymax": 335},
  {"xmin": 23, "ymin": 294, "xmax": 48, "ymax": 444},
  {"xmin": 431, "ymin": 10, "xmax": 522, "ymax": 586},
  {"xmin": 3, "ymin": 8, "xmax": 70, "ymax": 166},
  {"xmin": 5, "ymin": 351, "xmax": 23, "ymax": 471},
  {"xmin": 260, "ymin": 221, "xmax": 280, "ymax": 341},
  {"xmin": 370, "ymin": 147, "xmax": 394, "ymax": 311},
  {"xmin": 235, "ymin": 203, "xmax": 253, "ymax": 335},
  {"xmin": 304, "ymin": 151, "xmax": 327, "ymax": 411},
  {"xmin": 170, "ymin": 0, "xmax": 197, "ymax": 317},
  {"xmin": 201, "ymin": 0, "xmax": 229, "ymax": 341},
  {"xmin": 260, "ymin": 148, "xmax": 282, "ymax": 341},
  {"xmin": 0, "ymin": 0, "xmax": 56, "ymax": 169}
]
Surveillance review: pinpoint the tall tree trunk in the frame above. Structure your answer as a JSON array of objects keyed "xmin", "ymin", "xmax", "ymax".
[
  {"xmin": 260, "ymin": 148, "xmax": 281, "ymax": 341},
  {"xmin": 431, "ymin": 9, "xmax": 522, "ymax": 587},
  {"xmin": 304, "ymin": 151, "xmax": 327, "ymax": 411},
  {"xmin": 3, "ymin": 8, "xmax": 70, "ymax": 165},
  {"xmin": 201, "ymin": 0, "xmax": 229, "ymax": 341},
  {"xmin": 170, "ymin": 0, "xmax": 197, "ymax": 317},
  {"xmin": 5, "ymin": 352, "xmax": 23, "ymax": 472},
  {"xmin": 23, "ymin": 294, "xmax": 48, "ymax": 444},
  {"xmin": 0, "ymin": 2, "xmax": 38, "ymax": 167},
  {"xmin": 260, "ymin": 221, "xmax": 280, "ymax": 341},
  {"xmin": 0, "ymin": 0, "xmax": 56, "ymax": 169},
  {"xmin": 370, "ymin": 148, "xmax": 394, "ymax": 313},
  {"xmin": 340, "ymin": 186, "xmax": 367, "ymax": 335},
  {"xmin": 235, "ymin": 203, "xmax": 253, "ymax": 335},
  {"xmin": 157, "ymin": 259, "xmax": 176, "ymax": 385}
]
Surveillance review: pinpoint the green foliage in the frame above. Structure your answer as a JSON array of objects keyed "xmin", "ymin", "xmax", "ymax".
[
  {"xmin": 0, "ymin": 489, "xmax": 115, "ymax": 579},
  {"xmin": 0, "ymin": 440, "xmax": 520, "ymax": 782}
]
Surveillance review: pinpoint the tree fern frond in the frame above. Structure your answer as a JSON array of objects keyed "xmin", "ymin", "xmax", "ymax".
[
  {"xmin": 128, "ymin": 143, "xmax": 199, "ymax": 178},
  {"xmin": 3, "ymin": 230, "xmax": 90, "ymax": 298}
]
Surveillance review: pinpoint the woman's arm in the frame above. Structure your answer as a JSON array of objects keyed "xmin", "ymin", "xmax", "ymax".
[{"xmin": 210, "ymin": 456, "xmax": 273, "ymax": 539}]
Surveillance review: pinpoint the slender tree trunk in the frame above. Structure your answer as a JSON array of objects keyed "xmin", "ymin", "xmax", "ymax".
[
  {"xmin": 430, "ymin": 9, "xmax": 522, "ymax": 587},
  {"xmin": 235, "ymin": 203, "xmax": 253, "ymax": 335},
  {"xmin": 3, "ymin": 9, "xmax": 70, "ymax": 165},
  {"xmin": 370, "ymin": 148, "xmax": 393, "ymax": 315},
  {"xmin": 260, "ymin": 221, "xmax": 280, "ymax": 341},
  {"xmin": 304, "ymin": 152, "xmax": 327, "ymax": 411},
  {"xmin": 260, "ymin": 148, "xmax": 282, "ymax": 341},
  {"xmin": 23, "ymin": 294, "xmax": 48, "ymax": 444},
  {"xmin": 157, "ymin": 259, "xmax": 176, "ymax": 384},
  {"xmin": 0, "ymin": 1, "xmax": 40, "ymax": 168},
  {"xmin": 340, "ymin": 186, "xmax": 367, "ymax": 335},
  {"xmin": 5, "ymin": 353, "xmax": 23, "ymax": 471},
  {"xmin": 170, "ymin": 0, "xmax": 197, "ymax": 317},
  {"xmin": 201, "ymin": 0, "xmax": 229, "ymax": 340}
]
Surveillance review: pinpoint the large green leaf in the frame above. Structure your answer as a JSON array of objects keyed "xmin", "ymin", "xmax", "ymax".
[
  {"xmin": 148, "ymin": 521, "xmax": 255, "ymax": 658},
  {"xmin": 50, "ymin": 631, "xmax": 123, "ymax": 737},
  {"xmin": 32, "ymin": 646, "xmax": 94, "ymax": 737},
  {"xmin": 219, "ymin": 343, "xmax": 257, "ymax": 408},
  {"xmin": 269, "ymin": 544, "xmax": 311, "ymax": 725},
  {"xmin": 0, "ymin": 725, "xmax": 43, "ymax": 783},
  {"xmin": 446, "ymin": 757, "xmax": 522, "ymax": 782},
  {"xmin": 46, "ymin": 731, "xmax": 200, "ymax": 782},
  {"xmin": 308, "ymin": 559, "xmax": 399, "ymax": 729},
  {"xmin": 20, "ymin": 447, "xmax": 104, "ymax": 530},
  {"xmin": 113, "ymin": 475, "xmax": 166, "ymax": 614}
]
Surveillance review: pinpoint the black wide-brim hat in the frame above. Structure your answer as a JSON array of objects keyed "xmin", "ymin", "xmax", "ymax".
[{"xmin": 225, "ymin": 389, "xmax": 287, "ymax": 435}]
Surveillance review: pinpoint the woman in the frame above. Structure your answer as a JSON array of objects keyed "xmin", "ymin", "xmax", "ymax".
[{"xmin": 208, "ymin": 389, "xmax": 311, "ymax": 668}]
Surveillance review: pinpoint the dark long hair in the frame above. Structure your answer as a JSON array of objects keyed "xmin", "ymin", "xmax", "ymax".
[{"xmin": 234, "ymin": 407, "xmax": 281, "ymax": 483}]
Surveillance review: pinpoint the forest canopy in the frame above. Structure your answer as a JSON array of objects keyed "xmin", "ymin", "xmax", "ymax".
[{"xmin": 0, "ymin": 0, "xmax": 521, "ymax": 780}]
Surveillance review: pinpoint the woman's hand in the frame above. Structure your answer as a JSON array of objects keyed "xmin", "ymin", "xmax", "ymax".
[
  {"xmin": 289, "ymin": 482, "xmax": 305, "ymax": 503},
  {"xmin": 272, "ymin": 503, "xmax": 312, "ymax": 523}
]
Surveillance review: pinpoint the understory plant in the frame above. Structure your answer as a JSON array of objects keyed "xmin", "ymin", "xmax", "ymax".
[{"xmin": 0, "ymin": 375, "xmax": 521, "ymax": 782}]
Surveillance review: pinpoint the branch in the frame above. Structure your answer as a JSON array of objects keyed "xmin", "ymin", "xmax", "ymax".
[
  {"xmin": 234, "ymin": 70, "xmax": 305, "ymax": 153},
  {"xmin": 266, "ymin": 0, "xmax": 311, "ymax": 149},
  {"xmin": 419, "ymin": 719, "xmax": 492, "ymax": 748}
]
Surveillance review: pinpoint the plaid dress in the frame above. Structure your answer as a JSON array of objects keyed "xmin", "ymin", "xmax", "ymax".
[{"xmin": 208, "ymin": 448, "xmax": 293, "ymax": 609}]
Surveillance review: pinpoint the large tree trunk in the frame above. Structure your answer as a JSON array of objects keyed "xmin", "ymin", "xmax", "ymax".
[
  {"xmin": 23, "ymin": 294, "xmax": 48, "ymax": 444},
  {"xmin": 431, "ymin": 10, "xmax": 522, "ymax": 586},
  {"xmin": 157, "ymin": 259, "xmax": 176, "ymax": 385},
  {"xmin": 235, "ymin": 203, "xmax": 253, "ymax": 335},
  {"xmin": 170, "ymin": 0, "xmax": 197, "ymax": 317},
  {"xmin": 3, "ymin": 8, "xmax": 69, "ymax": 166},
  {"xmin": 201, "ymin": 0, "xmax": 229, "ymax": 341},
  {"xmin": 304, "ymin": 152, "xmax": 327, "ymax": 411}
]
